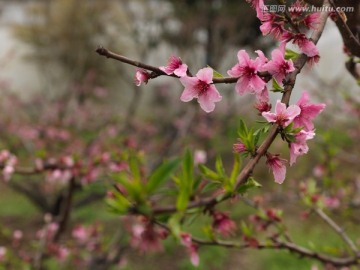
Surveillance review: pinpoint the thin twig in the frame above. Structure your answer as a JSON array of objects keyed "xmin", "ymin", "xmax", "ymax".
[{"xmin": 314, "ymin": 207, "xmax": 358, "ymax": 254}]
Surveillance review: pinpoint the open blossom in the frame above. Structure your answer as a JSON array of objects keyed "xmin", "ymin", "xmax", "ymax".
[
  {"xmin": 263, "ymin": 43, "xmax": 295, "ymax": 84},
  {"xmin": 266, "ymin": 154, "xmax": 287, "ymax": 184},
  {"xmin": 283, "ymin": 33, "xmax": 319, "ymax": 58},
  {"xmin": 262, "ymin": 100, "xmax": 301, "ymax": 128},
  {"xmin": 293, "ymin": 91, "xmax": 326, "ymax": 131},
  {"xmin": 212, "ymin": 212, "xmax": 236, "ymax": 237},
  {"xmin": 180, "ymin": 67, "xmax": 222, "ymax": 113},
  {"xmin": 134, "ymin": 69, "xmax": 151, "ymax": 86},
  {"xmin": 227, "ymin": 50, "xmax": 267, "ymax": 96},
  {"xmin": 290, "ymin": 130, "xmax": 315, "ymax": 165},
  {"xmin": 159, "ymin": 55, "xmax": 188, "ymax": 77}
]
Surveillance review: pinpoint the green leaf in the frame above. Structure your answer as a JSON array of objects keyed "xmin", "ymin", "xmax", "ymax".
[
  {"xmin": 147, "ymin": 158, "xmax": 181, "ymax": 194},
  {"xmin": 208, "ymin": 65, "xmax": 224, "ymax": 78},
  {"xmin": 113, "ymin": 173, "xmax": 141, "ymax": 200},
  {"xmin": 285, "ymin": 48, "xmax": 300, "ymax": 60},
  {"xmin": 241, "ymin": 221, "xmax": 253, "ymax": 237},
  {"xmin": 106, "ymin": 193, "xmax": 131, "ymax": 215},
  {"xmin": 168, "ymin": 213, "xmax": 183, "ymax": 239},
  {"xmin": 215, "ymin": 155, "xmax": 226, "ymax": 177},
  {"xmin": 129, "ymin": 155, "xmax": 141, "ymax": 183},
  {"xmin": 183, "ymin": 149, "xmax": 194, "ymax": 187},
  {"xmin": 271, "ymin": 78, "xmax": 284, "ymax": 93},
  {"xmin": 237, "ymin": 177, "xmax": 262, "ymax": 194},
  {"xmin": 229, "ymin": 154, "xmax": 241, "ymax": 188},
  {"xmin": 176, "ymin": 189, "xmax": 190, "ymax": 212},
  {"xmin": 198, "ymin": 164, "xmax": 222, "ymax": 182},
  {"xmin": 237, "ymin": 119, "xmax": 248, "ymax": 139}
]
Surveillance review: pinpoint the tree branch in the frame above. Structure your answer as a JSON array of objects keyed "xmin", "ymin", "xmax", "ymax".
[{"xmin": 314, "ymin": 207, "xmax": 358, "ymax": 254}]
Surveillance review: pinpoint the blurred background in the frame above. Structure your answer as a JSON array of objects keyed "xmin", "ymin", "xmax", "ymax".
[{"xmin": 0, "ymin": 0, "xmax": 359, "ymax": 269}]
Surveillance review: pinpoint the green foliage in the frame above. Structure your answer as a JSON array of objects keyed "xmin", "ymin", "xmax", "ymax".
[
  {"xmin": 271, "ymin": 78, "xmax": 285, "ymax": 93},
  {"xmin": 285, "ymin": 48, "xmax": 300, "ymax": 60},
  {"xmin": 176, "ymin": 150, "xmax": 195, "ymax": 212},
  {"xmin": 147, "ymin": 158, "xmax": 181, "ymax": 194}
]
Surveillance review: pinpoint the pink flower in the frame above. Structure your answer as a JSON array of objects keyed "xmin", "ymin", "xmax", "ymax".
[
  {"xmin": 289, "ymin": 130, "xmax": 315, "ymax": 165},
  {"xmin": 180, "ymin": 67, "xmax": 222, "ymax": 113},
  {"xmin": 293, "ymin": 91, "xmax": 326, "ymax": 131},
  {"xmin": 262, "ymin": 100, "xmax": 301, "ymax": 128},
  {"xmin": 130, "ymin": 223, "xmax": 167, "ymax": 253},
  {"xmin": 134, "ymin": 69, "xmax": 151, "ymax": 86},
  {"xmin": 291, "ymin": 34, "xmax": 319, "ymax": 57},
  {"xmin": 159, "ymin": 55, "xmax": 188, "ymax": 77},
  {"xmin": 263, "ymin": 44, "xmax": 295, "ymax": 84},
  {"xmin": 246, "ymin": 0, "xmax": 265, "ymax": 19},
  {"xmin": 260, "ymin": 13, "xmax": 285, "ymax": 39},
  {"xmin": 212, "ymin": 212, "xmax": 236, "ymax": 237},
  {"xmin": 227, "ymin": 50, "xmax": 267, "ymax": 96},
  {"xmin": 266, "ymin": 154, "xmax": 287, "ymax": 184},
  {"xmin": 302, "ymin": 13, "xmax": 320, "ymax": 29},
  {"xmin": 233, "ymin": 142, "xmax": 247, "ymax": 153},
  {"xmin": 180, "ymin": 233, "xmax": 199, "ymax": 267}
]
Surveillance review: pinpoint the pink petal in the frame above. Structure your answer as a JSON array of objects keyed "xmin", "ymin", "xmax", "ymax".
[
  {"xmin": 196, "ymin": 67, "xmax": 213, "ymax": 84},
  {"xmin": 179, "ymin": 76, "xmax": 198, "ymax": 89},
  {"xmin": 262, "ymin": 111, "xmax": 277, "ymax": 123},
  {"xmin": 275, "ymin": 100, "xmax": 286, "ymax": 115},
  {"xmin": 237, "ymin": 50, "xmax": 251, "ymax": 65},
  {"xmin": 180, "ymin": 87, "xmax": 198, "ymax": 102},
  {"xmin": 198, "ymin": 85, "xmax": 222, "ymax": 113},
  {"xmin": 227, "ymin": 64, "xmax": 242, "ymax": 77},
  {"xmin": 250, "ymin": 75, "xmax": 266, "ymax": 93},
  {"xmin": 235, "ymin": 77, "xmax": 251, "ymax": 95},
  {"xmin": 285, "ymin": 104, "xmax": 301, "ymax": 120},
  {"xmin": 296, "ymin": 91, "xmax": 310, "ymax": 106},
  {"xmin": 273, "ymin": 164, "xmax": 286, "ymax": 184},
  {"xmin": 174, "ymin": 64, "xmax": 188, "ymax": 77}
]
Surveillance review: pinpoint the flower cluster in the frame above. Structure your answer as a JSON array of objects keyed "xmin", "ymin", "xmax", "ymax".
[{"xmin": 262, "ymin": 92, "xmax": 325, "ymax": 184}]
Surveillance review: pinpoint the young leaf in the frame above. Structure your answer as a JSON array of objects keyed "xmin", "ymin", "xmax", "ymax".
[
  {"xmin": 237, "ymin": 177, "xmax": 262, "ymax": 194},
  {"xmin": 238, "ymin": 119, "xmax": 248, "ymax": 139},
  {"xmin": 129, "ymin": 155, "xmax": 141, "ymax": 183},
  {"xmin": 215, "ymin": 155, "xmax": 226, "ymax": 177},
  {"xmin": 229, "ymin": 154, "xmax": 241, "ymax": 188},
  {"xmin": 285, "ymin": 48, "xmax": 300, "ymax": 60},
  {"xmin": 176, "ymin": 189, "xmax": 190, "ymax": 212},
  {"xmin": 208, "ymin": 65, "xmax": 224, "ymax": 78},
  {"xmin": 183, "ymin": 149, "xmax": 194, "ymax": 187},
  {"xmin": 147, "ymin": 158, "xmax": 181, "ymax": 194},
  {"xmin": 198, "ymin": 164, "xmax": 222, "ymax": 182},
  {"xmin": 271, "ymin": 78, "xmax": 284, "ymax": 93}
]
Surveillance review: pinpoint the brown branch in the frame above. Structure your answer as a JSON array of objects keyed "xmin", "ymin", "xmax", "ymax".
[
  {"xmin": 314, "ymin": 208, "xmax": 358, "ymax": 254},
  {"xmin": 332, "ymin": 0, "xmax": 360, "ymax": 57},
  {"xmin": 154, "ymin": 219, "xmax": 360, "ymax": 267},
  {"xmin": 95, "ymin": 46, "xmax": 270, "ymax": 84},
  {"xmin": 53, "ymin": 177, "xmax": 76, "ymax": 242}
]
